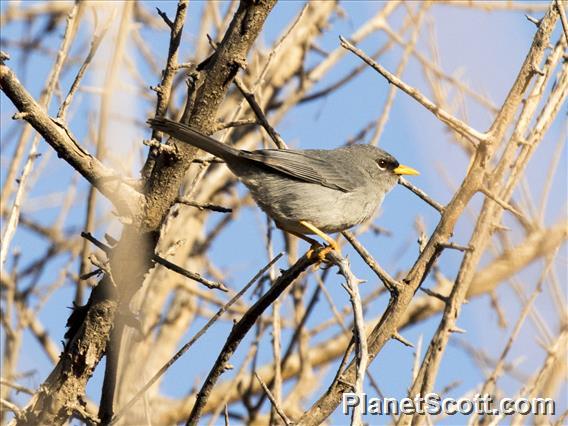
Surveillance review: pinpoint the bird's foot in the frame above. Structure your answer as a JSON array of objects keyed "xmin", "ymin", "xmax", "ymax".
[
  {"xmin": 306, "ymin": 240, "xmax": 341, "ymax": 264},
  {"xmin": 298, "ymin": 220, "xmax": 342, "ymax": 263}
]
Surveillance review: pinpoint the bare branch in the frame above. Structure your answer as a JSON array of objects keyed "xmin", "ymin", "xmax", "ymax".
[
  {"xmin": 0, "ymin": 62, "xmax": 143, "ymax": 218},
  {"xmin": 555, "ymin": 0, "xmax": 568, "ymax": 44},
  {"xmin": 339, "ymin": 35, "xmax": 487, "ymax": 143},
  {"xmin": 398, "ymin": 177, "xmax": 445, "ymax": 213},
  {"xmin": 254, "ymin": 373, "xmax": 292, "ymax": 426},
  {"xmin": 341, "ymin": 230, "xmax": 401, "ymax": 293},
  {"xmin": 176, "ymin": 197, "xmax": 233, "ymax": 213},
  {"xmin": 234, "ymin": 76, "xmax": 288, "ymax": 149},
  {"xmin": 186, "ymin": 250, "xmax": 320, "ymax": 425},
  {"xmin": 81, "ymin": 232, "xmax": 228, "ymax": 292},
  {"xmin": 329, "ymin": 251, "xmax": 367, "ymax": 426},
  {"xmin": 111, "ymin": 253, "xmax": 282, "ymax": 424}
]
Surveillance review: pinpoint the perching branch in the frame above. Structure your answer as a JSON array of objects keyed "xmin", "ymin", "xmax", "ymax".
[
  {"xmin": 0, "ymin": 60, "xmax": 143, "ymax": 219},
  {"xmin": 186, "ymin": 250, "xmax": 321, "ymax": 425}
]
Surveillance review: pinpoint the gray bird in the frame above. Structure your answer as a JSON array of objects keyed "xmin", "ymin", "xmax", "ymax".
[{"xmin": 148, "ymin": 117, "xmax": 418, "ymax": 258}]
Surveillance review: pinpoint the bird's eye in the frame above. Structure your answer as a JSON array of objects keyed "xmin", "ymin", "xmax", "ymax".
[{"xmin": 377, "ymin": 159, "xmax": 387, "ymax": 170}]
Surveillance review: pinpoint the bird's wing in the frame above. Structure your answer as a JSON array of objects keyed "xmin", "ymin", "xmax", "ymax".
[{"xmin": 240, "ymin": 149, "xmax": 359, "ymax": 192}]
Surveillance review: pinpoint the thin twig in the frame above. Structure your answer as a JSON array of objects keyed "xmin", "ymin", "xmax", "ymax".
[
  {"xmin": 328, "ymin": 251, "xmax": 367, "ymax": 426},
  {"xmin": 254, "ymin": 373, "xmax": 292, "ymax": 426},
  {"xmin": 0, "ymin": 398, "xmax": 22, "ymax": 419},
  {"xmin": 339, "ymin": 35, "xmax": 487, "ymax": 143},
  {"xmin": 110, "ymin": 253, "xmax": 282, "ymax": 424},
  {"xmin": 185, "ymin": 250, "xmax": 320, "ymax": 425},
  {"xmin": 398, "ymin": 177, "xmax": 445, "ymax": 213},
  {"xmin": 392, "ymin": 332, "xmax": 414, "ymax": 348},
  {"xmin": 142, "ymin": 0, "xmax": 189, "ymax": 179},
  {"xmin": 81, "ymin": 232, "xmax": 228, "ymax": 292},
  {"xmin": 266, "ymin": 216, "xmax": 283, "ymax": 423},
  {"xmin": 234, "ymin": 77, "xmax": 288, "ymax": 149},
  {"xmin": 555, "ymin": 0, "xmax": 568, "ymax": 44},
  {"xmin": 0, "ymin": 378, "xmax": 34, "ymax": 395},
  {"xmin": 143, "ymin": 138, "xmax": 179, "ymax": 156},
  {"xmin": 176, "ymin": 197, "xmax": 232, "ymax": 213},
  {"xmin": 370, "ymin": 2, "xmax": 429, "ymax": 145},
  {"xmin": 479, "ymin": 186, "xmax": 532, "ymax": 227},
  {"xmin": 212, "ymin": 118, "xmax": 258, "ymax": 132},
  {"xmin": 156, "ymin": 7, "xmax": 174, "ymax": 29},
  {"xmin": 224, "ymin": 405, "xmax": 229, "ymax": 426},
  {"xmin": 150, "ymin": 249, "xmax": 228, "ymax": 291},
  {"xmin": 419, "ymin": 287, "xmax": 448, "ymax": 303},
  {"xmin": 437, "ymin": 241, "xmax": 472, "ymax": 252},
  {"xmin": 1, "ymin": 4, "xmax": 80, "ymax": 268},
  {"xmin": 342, "ymin": 230, "xmax": 401, "ymax": 293},
  {"xmin": 57, "ymin": 13, "xmax": 113, "ymax": 120}
]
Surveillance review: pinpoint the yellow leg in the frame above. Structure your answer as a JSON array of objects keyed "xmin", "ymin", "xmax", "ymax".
[
  {"xmin": 298, "ymin": 220, "xmax": 341, "ymax": 262},
  {"xmin": 299, "ymin": 221, "xmax": 340, "ymax": 252},
  {"xmin": 286, "ymin": 229, "xmax": 324, "ymax": 262},
  {"xmin": 286, "ymin": 229, "xmax": 321, "ymax": 248}
]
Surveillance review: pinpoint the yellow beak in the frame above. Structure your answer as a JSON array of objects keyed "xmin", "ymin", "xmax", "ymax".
[{"xmin": 393, "ymin": 164, "xmax": 420, "ymax": 176}]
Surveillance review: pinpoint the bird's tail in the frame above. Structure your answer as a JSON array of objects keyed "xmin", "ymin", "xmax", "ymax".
[{"xmin": 147, "ymin": 117, "xmax": 240, "ymax": 161}]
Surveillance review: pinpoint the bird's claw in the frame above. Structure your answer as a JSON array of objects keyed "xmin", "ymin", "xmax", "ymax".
[{"xmin": 306, "ymin": 242, "xmax": 341, "ymax": 264}]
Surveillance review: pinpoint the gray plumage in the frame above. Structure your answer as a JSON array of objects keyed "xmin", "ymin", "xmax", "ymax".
[{"xmin": 148, "ymin": 117, "xmax": 414, "ymax": 235}]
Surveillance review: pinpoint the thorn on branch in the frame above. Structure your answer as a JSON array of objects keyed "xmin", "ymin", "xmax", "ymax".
[
  {"xmin": 104, "ymin": 233, "xmax": 118, "ymax": 246},
  {"xmin": 369, "ymin": 224, "xmax": 392, "ymax": 237},
  {"xmin": 79, "ymin": 268, "xmax": 102, "ymax": 281},
  {"xmin": 212, "ymin": 118, "xmax": 258, "ymax": 132},
  {"xmin": 516, "ymin": 137, "xmax": 531, "ymax": 145},
  {"xmin": 392, "ymin": 332, "xmax": 414, "ymax": 348},
  {"xmin": 449, "ymin": 326, "xmax": 467, "ymax": 334},
  {"xmin": 531, "ymin": 60, "xmax": 546, "ymax": 76},
  {"xmin": 206, "ymin": 33, "xmax": 215, "ymax": 48},
  {"xmin": 12, "ymin": 112, "xmax": 30, "ymax": 120},
  {"xmin": 30, "ymin": 152, "xmax": 42, "ymax": 160},
  {"xmin": 88, "ymin": 254, "xmax": 111, "ymax": 278},
  {"xmin": 0, "ymin": 50, "xmax": 10, "ymax": 62},
  {"xmin": 492, "ymin": 222, "xmax": 512, "ymax": 233},
  {"xmin": 232, "ymin": 55, "xmax": 248, "ymax": 71},
  {"xmin": 143, "ymin": 138, "xmax": 179, "ymax": 158},
  {"xmin": 156, "ymin": 7, "xmax": 174, "ymax": 30},
  {"xmin": 176, "ymin": 62, "xmax": 194, "ymax": 71},
  {"xmin": 175, "ymin": 197, "xmax": 233, "ymax": 213},
  {"xmin": 525, "ymin": 14, "xmax": 542, "ymax": 27},
  {"xmin": 191, "ymin": 157, "xmax": 224, "ymax": 165},
  {"xmin": 437, "ymin": 241, "xmax": 473, "ymax": 252},
  {"xmin": 417, "ymin": 231, "xmax": 428, "ymax": 253},
  {"xmin": 419, "ymin": 287, "xmax": 448, "ymax": 303},
  {"xmin": 337, "ymin": 377, "xmax": 355, "ymax": 390}
]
